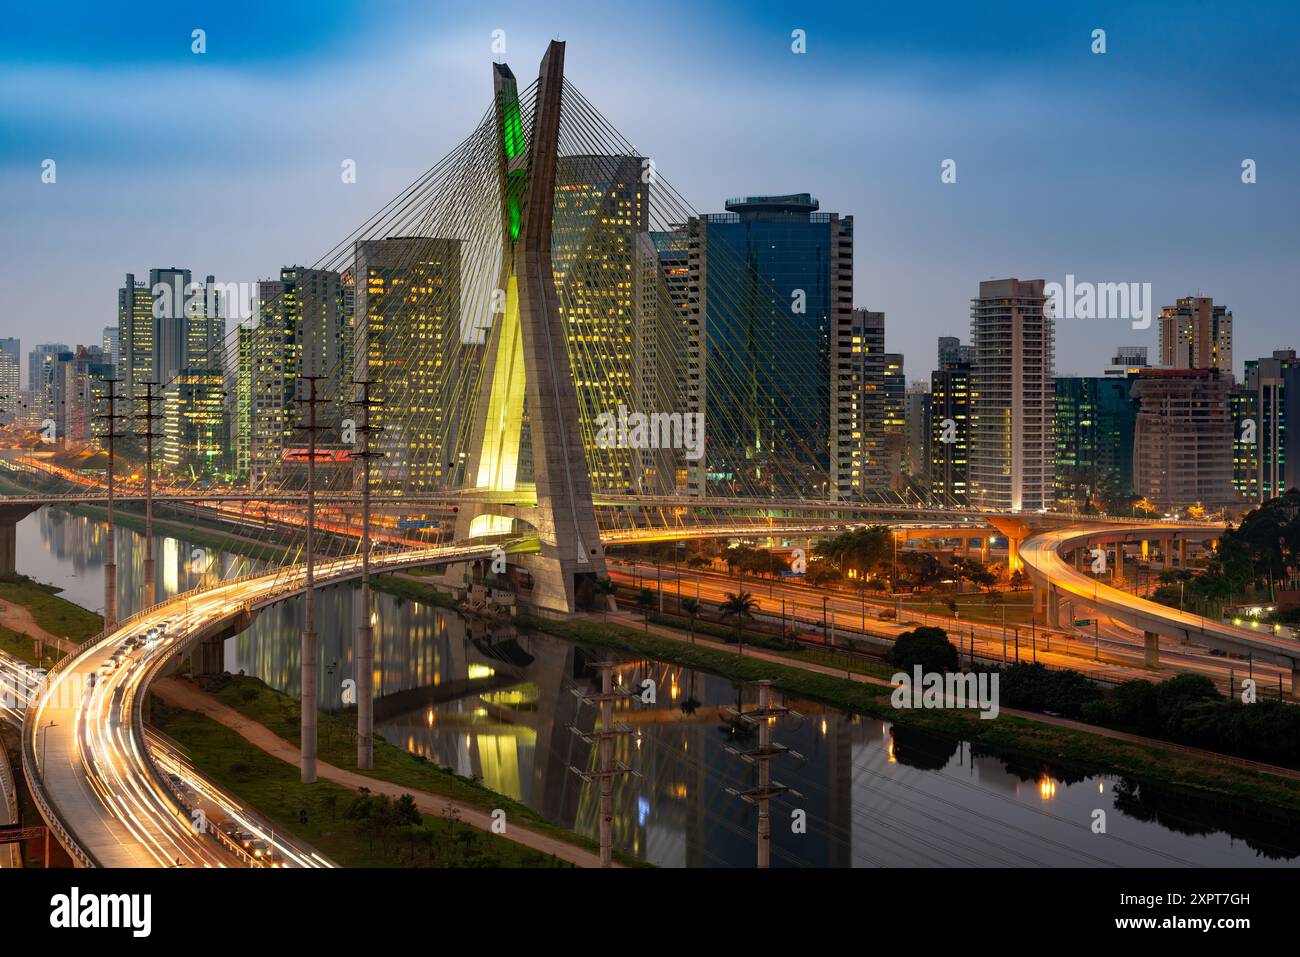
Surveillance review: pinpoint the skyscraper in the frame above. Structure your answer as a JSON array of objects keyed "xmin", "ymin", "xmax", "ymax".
[
  {"xmin": 687, "ymin": 193, "xmax": 855, "ymax": 498},
  {"xmin": 1053, "ymin": 376, "xmax": 1140, "ymax": 509},
  {"xmin": 552, "ymin": 154, "xmax": 648, "ymax": 492},
  {"xmin": 354, "ymin": 240, "xmax": 461, "ymax": 492},
  {"xmin": 239, "ymin": 266, "xmax": 353, "ymax": 487},
  {"xmin": 0, "ymin": 338, "xmax": 18, "ymax": 424},
  {"xmin": 1157, "ymin": 296, "xmax": 1233, "ymax": 373},
  {"xmin": 929, "ymin": 348, "xmax": 972, "ymax": 505},
  {"xmin": 1241, "ymin": 349, "xmax": 1300, "ymax": 502},
  {"xmin": 28, "ymin": 343, "xmax": 70, "ymax": 423},
  {"xmin": 969, "ymin": 278, "xmax": 1055, "ymax": 512},
  {"xmin": 904, "ymin": 380, "xmax": 931, "ymax": 486},
  {"xmin": 882, "ymin": 351, "xmax": 907, "ymax": 490},
  {"xmin": 1132, "ymin": 368, "xmax": 1236, "ymax": 509}
]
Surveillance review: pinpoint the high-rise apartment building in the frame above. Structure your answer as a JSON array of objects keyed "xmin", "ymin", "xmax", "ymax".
[
  {"xmin": 937, "ymin": 335, "xmax": 974, "ymax": 368},
  {"xmin": 1132, "ymin": 368, "xmax": 1236, "ymax": 509},
  {"xmin": 1157, "ymin": 296, "xmax": 1233, "ymax": 373},
  {"xmin": 969, "ymin": 279, "xmax": 1055, "ymax": 511}
]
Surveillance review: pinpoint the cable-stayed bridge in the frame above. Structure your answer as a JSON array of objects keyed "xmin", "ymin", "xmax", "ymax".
[{"xmin": 4, "ymin": 41, "xmax": 1252, "ymax": 868}]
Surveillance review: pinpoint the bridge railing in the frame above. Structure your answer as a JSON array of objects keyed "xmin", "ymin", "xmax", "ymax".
[
  {"xmin": 0, "ymin": 737, "xmax": 18, "ymax": 869},
  {"xmin": 20, "ymin": 648, "xmax": 100, "ymax": 868}
]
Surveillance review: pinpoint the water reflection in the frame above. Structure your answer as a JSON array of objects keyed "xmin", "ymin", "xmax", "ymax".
[{"xmin": 19, "ymin": 508, "xmax": 1300, "ymax": 867}]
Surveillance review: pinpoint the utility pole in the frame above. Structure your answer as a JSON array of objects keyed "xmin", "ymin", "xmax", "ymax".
[
  {"xmin": 349, "ymin": 377, "xmax": 382, "ymax": 770},
  {"xmin": 293, "ymin": 375, "xmax": 328, "ymax": 784},
  {"xmin": 568, "ymin": 661, "xmax": 634, "ymax": 867},
  {"xmin": 136, "ymin": 380, "xmax": 163, "ymax": 607},
  {"xmin": 96, "ymin": 377, "xmax": 126, "ymax": 630},
  {"xmin": 724, "ymin": 680, "xmax": 803, "ymax": 868}
]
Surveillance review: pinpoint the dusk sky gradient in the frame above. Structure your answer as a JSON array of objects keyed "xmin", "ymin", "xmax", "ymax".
[{"xmin": 2, "ymin": 0, "xmax": 1297, "ymax": 383}]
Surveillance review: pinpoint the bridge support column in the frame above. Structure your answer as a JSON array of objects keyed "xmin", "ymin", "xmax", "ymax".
[
  {"xmin": 1046, "ymin": 588, "xmax": 1060, "ymax": 628},
  {"xmin": 0, "ymin": 504, "xmax": 39, "ymax": 579},
  {"xmin": 980, "ymin": 537, "xmax": 989, "ymax": 564},
  {"xmin": 1291, "ymin": 664, "xmax": 1300, "ymax": 699},
  {"xmin": 1143, "ymin": 630, "xmax": 1160, "ymax": 667},
  {"xmin": 1177, "ymin": 538, "xmax": 1186, "ymax": 567},
  {"xmin": 189, "ymin": 634, "xmax": 226, "ymax": 676},
  {"xmin": 1162, "ymin": 539, "xmax": 1173, "ymax": 570},
  {"xmin": 1141, "ymin": 539, "xmax": 1149, "ymax": 561}
]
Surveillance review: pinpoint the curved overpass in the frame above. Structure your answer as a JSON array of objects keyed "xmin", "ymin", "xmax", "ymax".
[
  {"xmin": 1020, "ymin": 523, "xmax": 1300, "ymax": 691},
  {"xmin": 23, "ymin": 541, "xmax": 509, "ymax": 867}
]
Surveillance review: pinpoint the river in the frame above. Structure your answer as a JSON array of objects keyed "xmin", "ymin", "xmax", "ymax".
[{"xmin": 17, "ymin": 507, "xmax": 1300, "ymax": 867}]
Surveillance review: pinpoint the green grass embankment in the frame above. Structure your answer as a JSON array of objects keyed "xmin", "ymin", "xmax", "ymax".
[
  {"xmin": 517, "ymin": 612, "xmax": 1300, "ymax": 816},
  {"xmin": 182, "ymin": 673, "xmax": 644, "ymax": 866},
  {"xmin": 0, "ymin": 578, "xmax": 102, "ymax": 644},
  {"xmin": 152, "ymin": 701, "xmax": 571, "ymax": 868}
]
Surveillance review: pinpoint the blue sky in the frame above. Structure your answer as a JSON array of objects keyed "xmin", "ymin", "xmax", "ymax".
[{"xmin": 2, "ymin": 0, "xmax": 1297, "ymax": 382}]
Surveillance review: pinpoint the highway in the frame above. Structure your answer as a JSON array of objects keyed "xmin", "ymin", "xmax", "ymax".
[
  {"xmin": 612, "ymin": 556, "xmax": 1297, "ymax": 693},
  {"xmin": 23, "ymin": 541, "xmax": 501, "ymax": 867},
  {"xmin": 1020, "ymin": 523, "xmax": 1300, "ymax": 688}
]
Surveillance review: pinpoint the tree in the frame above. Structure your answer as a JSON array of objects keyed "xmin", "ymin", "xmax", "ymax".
[
  {"xmin": 719, "ymin": 591, "xmax": 758, "ymax": 647},
  {"xmin": 680, "ymin": 597, "xmax": 701, "ymax": 643},
  {"xmin": 591, "ymin": 577, "xmax": 617, "ymax": 619},
  {"xmin": 635, "ymin": 588, "xmax": 655, "ymax": 630},
  {"xmin": 888, "ymin": 626, "xmax": 958, "ymax": 673}
]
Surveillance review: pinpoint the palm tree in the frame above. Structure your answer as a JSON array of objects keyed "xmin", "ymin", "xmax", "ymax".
[
  {"xmin": 635, "ymin": 588, "xmax": 655, "ymax": 631},
  {"xmin": 680, "ymin": 597, "xmax": 701, "ymax": 643},
  {"xmin": 592, "ymin": 577, "xmax": 617, "ymax": 619},
  {"xmin": 719, "ymin": 591, "xmax": 758, "ymax": 653}
]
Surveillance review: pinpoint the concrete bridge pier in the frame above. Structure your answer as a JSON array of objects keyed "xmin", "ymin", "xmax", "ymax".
[
  {"xmin": 0, "ymin": 503, "xmax": 40, "ymax": 578},
  {"xmin": 1143, "ymin": 630, "xmax": 1160, "ymax": 667},
  {"xmin": 1162, "ymin": 539, "xmax": 1173, "ymax": 570},
  {"xmin": 1291, "ymin": 662, "xmax": 1300, "ymax": 699},
  {"xmin": 186, "ymin": 607, "xmax": 258, "ymax": 677},
  {"xmin": 1046, "ymin": 588, "xmax": 1060, "ymax": 628}
]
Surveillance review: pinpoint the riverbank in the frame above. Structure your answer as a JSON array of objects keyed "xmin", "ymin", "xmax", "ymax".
[
  {"xmin": 151, "ymin": 698, "xmax": 574, "ymax": 868},
  {"xmin": 353, "ymin": 574, "xmax": 1300, "ymax": 813},
  {"xmin": 65, "ymin": 502, "xmax": 298, "ymax": 567},
  {"xmin": 152, "ymin": 672, "xmax": 642, "ymax": 867},
  {"xmin": 512, "ymin": 610, "xmax": 1300, "ymax": 816}
]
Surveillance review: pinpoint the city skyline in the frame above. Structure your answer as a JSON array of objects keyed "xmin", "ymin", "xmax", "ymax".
[
  {"xmin": 3, "ymin": 0, "xmax": 1299, "ymax": 382},
  {"xmin": 5, "ymin": 4, "xmax": 1300, "ymax": 908}
]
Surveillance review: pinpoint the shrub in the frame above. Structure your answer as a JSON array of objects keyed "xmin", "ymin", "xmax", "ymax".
[{"xmin": 888, "ymin": 626, "xmax": 958, "ymax": 674}]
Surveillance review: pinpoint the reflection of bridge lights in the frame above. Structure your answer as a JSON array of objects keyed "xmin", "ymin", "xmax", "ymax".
[
  {"xmin": 887, "ymin": 738, "xmax": 896, "ymax": 763},
  {"xmin": 426, "ymin": 709, "xmax": 434, "ymax": 726},
  {"xmin": 820, "ymin": 718, "xmax": 827, "ymax": 736},
  {"xmin": 637, "ymin": 796, "xmax": 650, "ymax": 826},
  {"xmin": 670, "ymin": 680, "xmax": 678, "ymax": 700},
  {"xmin": 1038, "ymin": 776, "xmax": 1057, "ymax": 800}
]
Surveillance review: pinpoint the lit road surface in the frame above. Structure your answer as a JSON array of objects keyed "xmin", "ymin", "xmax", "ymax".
[
  {"xmin": 25, "ymin": 541, "xmax": 501, "ymax": 867},
  {"xmin": 611, "ymin": 558, "xmax": 1295, "ymax": 690},
  {"xmin": 1020, "ymin": 524, "xmax": 1300, "ymax": 682}
]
